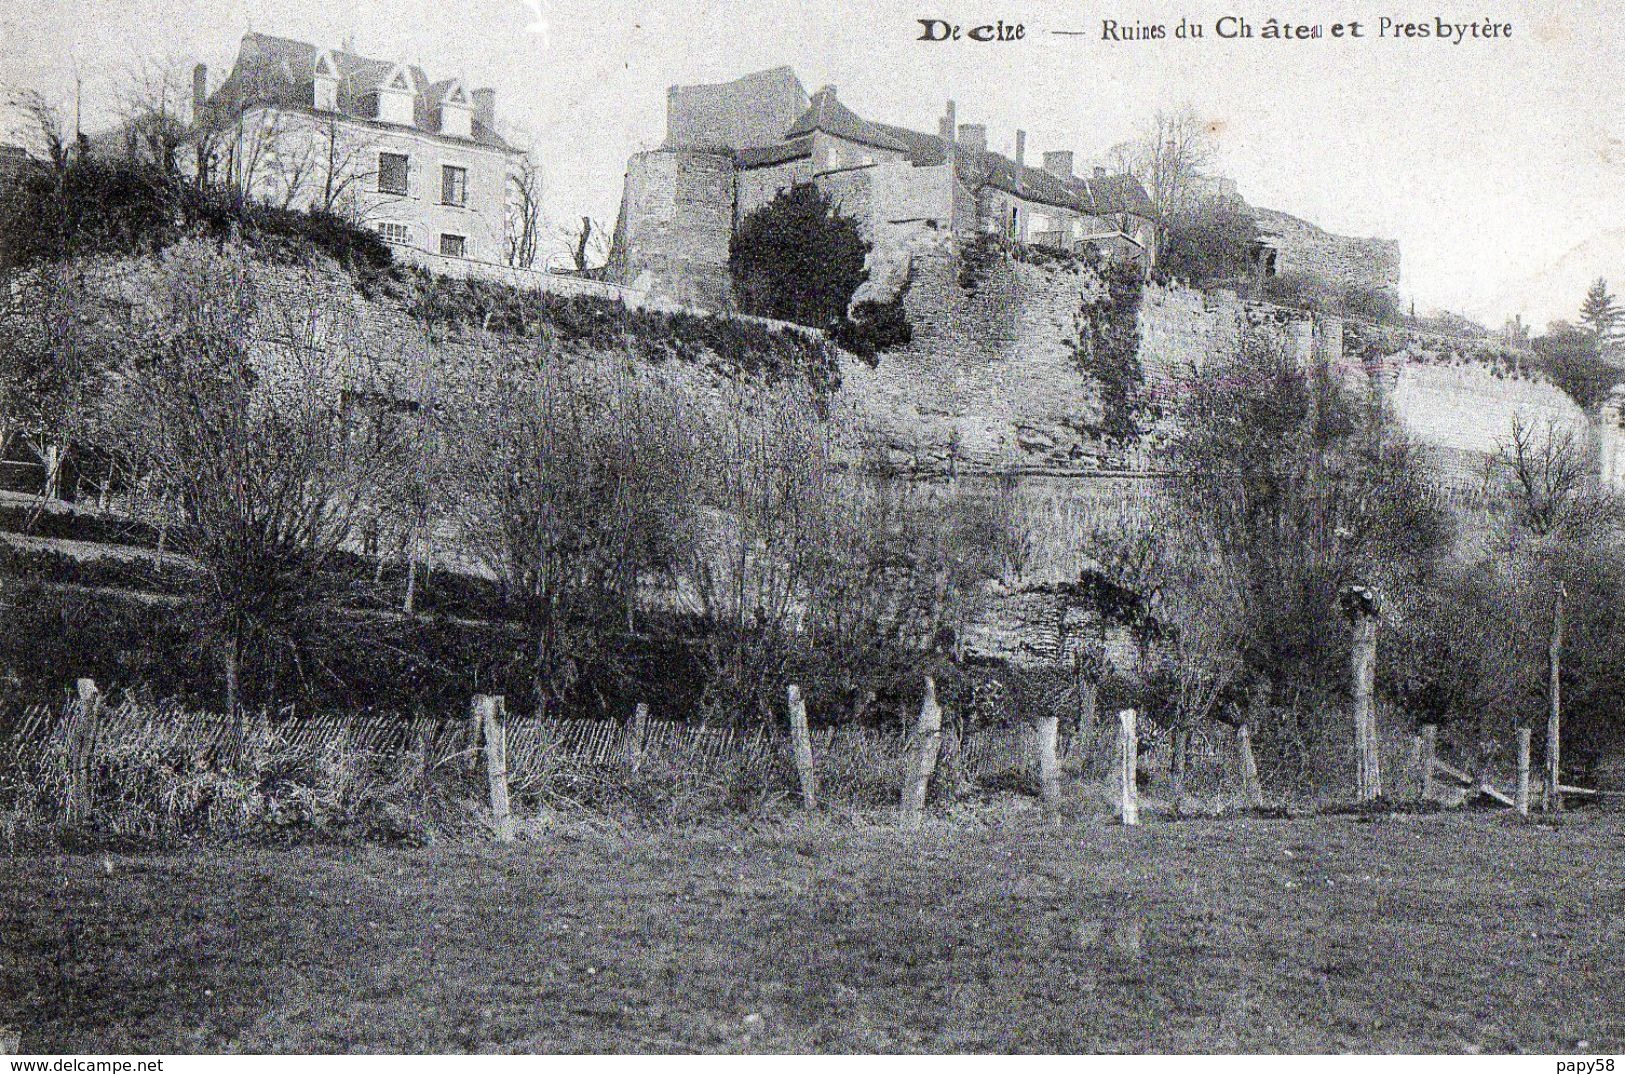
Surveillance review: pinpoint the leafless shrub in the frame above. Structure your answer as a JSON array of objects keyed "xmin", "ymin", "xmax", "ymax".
[
  {"xmin": 102, "ymin": 241, "xmax": 411, "ymax": 715},
  {"xmin": 444, "ymin": 344, "xmax": 689, "ymax": 717}
]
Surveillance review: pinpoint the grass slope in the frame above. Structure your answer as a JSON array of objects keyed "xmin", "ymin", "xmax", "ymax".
[{"xmin": 2, "ymin": 812, "xmax": 1622, "ymax": 1053}]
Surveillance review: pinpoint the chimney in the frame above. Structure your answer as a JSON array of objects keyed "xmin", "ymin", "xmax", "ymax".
[
  {"xmin": 472, "ymin": 87, "xmax": 495, "ymax": 133},
  {"xmin": 1014, "ymin": 130, "xmax": 1026, "ymax": 167},
  {"xmin": 957, "ymin": 123, "xmax": 986, "ymax": 154},
  {"xmin": 938, "ymin": 99, "xmax": 956, "ymax": 141},
  {"xmin": 1042, "ymin": 150, "xmax": 1074, "ymax": 179},
  {"xmin": 192, "ymin": 63, "xmax": 208, "ymax": 116}
]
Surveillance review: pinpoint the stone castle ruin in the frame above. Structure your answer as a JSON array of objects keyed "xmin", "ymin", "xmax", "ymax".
[
  {"xmin": 603, "ymin": 67, "xmax": 1617, "ymax": 508},
  {"xmin": 605, "ymin": 68, "xmax": 1157, "ymax": 309}
]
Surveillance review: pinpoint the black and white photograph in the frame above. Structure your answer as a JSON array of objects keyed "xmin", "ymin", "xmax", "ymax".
[{"xmin": 0, "ymin": 0, "xmax": 1622, "ymax": 1056}]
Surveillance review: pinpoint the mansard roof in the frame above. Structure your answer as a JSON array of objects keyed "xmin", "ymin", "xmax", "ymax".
[{"xmin": 197, "ymin": 32, "xmax": 512, "ymax": 150}]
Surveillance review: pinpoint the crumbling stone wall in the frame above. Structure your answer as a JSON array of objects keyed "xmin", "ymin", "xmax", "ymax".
[
  {"xmin": 665, "ymin": 66, "xmax": 807, "ymax": 152},
  {"xmin": 834, "ymin": 236, "xmax": 1121, "ymax": 474},
  {"xmin": 606, "ymin": 148, "xmax": 736, "ymax": 309},
  {"xmin": 735, "ymin": 159, "xmax": 812, "ymax": 225},
  {"xmin": 1254, "ymin": 207, "xmax": 1401, "ymax": 300}
]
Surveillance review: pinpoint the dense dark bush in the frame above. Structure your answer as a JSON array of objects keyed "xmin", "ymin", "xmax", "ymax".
[
  {"xmin": 404, "ymin": 270, "xmax": 844, "ymax": 395},
  {"xmin": 730, "ymin": 183, "xmax": 868, "ymax": 330},
  {"xmin": 5, "ymin": 158, "xmax": 393, "ymax": 277},
  {"xmin": 832, "ymin": 298, "xmax": 912, "ymax": 362},
  {"xmin": 1157, "ymin": 201, "xmax": 1260, "ymax": 286},
  {"xmin": 1533, "ymin": 325, "xmax": 1622, "ymax": 410}
]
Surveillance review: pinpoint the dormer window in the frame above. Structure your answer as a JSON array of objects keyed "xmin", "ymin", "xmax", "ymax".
[
  {"xmin": 313, "ymin": 50, "xmax": 339, "ymax": 111},
  {"xmin": 438, "ymin": 79, "xmax": 473, "ymax": 139},
  {"xmin": 376, "ymin": 61, "xmax": 416, "ymax": 126}
]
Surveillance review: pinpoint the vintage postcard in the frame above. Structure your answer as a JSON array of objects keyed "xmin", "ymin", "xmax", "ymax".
[{"xmin": 0, "ymin": 0, "xmax": 1621, "ymax": 1058}]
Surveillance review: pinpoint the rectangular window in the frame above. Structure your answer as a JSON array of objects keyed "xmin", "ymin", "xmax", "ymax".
[
  {"xmin": 439, "ymin": 233, "xmax": 466, "ymax": 258},
  {"xmin": 441, "ymin": 165, "xmax": 468, "ymax": 207},
  {"xmin": 377, "ymin": 152, "xmax": 409, "ymax": 196},
  {"xmin": 375, "ymin": 222, "xmax": 411, "ymax": 246}
]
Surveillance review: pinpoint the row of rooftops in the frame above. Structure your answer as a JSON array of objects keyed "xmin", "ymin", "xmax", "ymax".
[
  {"xmin": 732, "ymin": 81, "xmax": 1153, "ymax": 220},
  {"xmin": 191, "ymin": 32, "xmax": 514, "ymax": 152}
]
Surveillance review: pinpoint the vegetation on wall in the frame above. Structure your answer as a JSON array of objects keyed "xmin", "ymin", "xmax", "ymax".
[
  {"xmin": 729, "ymin": 184, "xmax": 868, "ymax": 329},
  {"xmin": 831, "ymin": 296, "xmax": 912, "ymax": 361},
  {"xmin": 403, "ymin": 270, "xmax": 843, "ymax": 395},
  {"xmin": 1155, "ymin": 201, "xmax": 1260, "ymax": 287},
  {"xmin": 1532, "ymin": 323, "xmax": 1622, "ymax": 411},
  {"xmin": 2, "ymin": 157, "xmax": 394, "ymax": 278},
  {"xmin": 1264, "ymin": 272, "xmax": 1403, "ymax": 324},
  {"xmin": 1072, "ymin": 255, "xmax": 1153, "ymax": 441},
  {"xmin": 728, "ymin": 183, "xmax": 911, "ymax": 364}
]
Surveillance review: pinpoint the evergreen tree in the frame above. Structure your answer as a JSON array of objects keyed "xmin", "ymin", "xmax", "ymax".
[
  {"xmin": 729, "ymin": 183, "xmax": 868, "ymax": 329},
  {"xmin": 1579, "ymin": 277, "xmax": 1622, "ymax": 343}
]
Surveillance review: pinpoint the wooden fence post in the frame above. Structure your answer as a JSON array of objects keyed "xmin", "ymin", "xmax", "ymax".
[
  {"xmin": 465, "ymin": 695, "xmax": 484, "ymax": 774},
  {"xmin": 787, "ymin": 685, "xmax": 817, "ymax": 810},
  {"xmin": 475, "ymin": 694, "xmax": 513, "ymax": 843},
  {"xmin": 1516, "ymin": 726, "xmax": 1532, "ymax": 817},
  {"xmin": 1351, "ymin": 612, "xmax": 1382, "ymax": 802},
  {"xmin": 900, "ymin": 677, "xmax": 943, "ymax": 831},
  {"xmin": 1036, "ymin": 714, "xmax": 1060, "ymax": 814},
  {"xmin": 1419, "ymin": 724, "xmax": 1437, "ymax": 802},
  {"xmin": 626, "ymin": 702, "xmax": 649, "ymax": 772},
  {"xmin": 1545, "ymin": 582, "xmax": 1565, "ymax": 813},
  {"xmin": 1118, "ymin": 709, "xmax": 1139, "ymax": 826},
  {"xmin": 1075, "ymin": 654, "xmax": 1098, "ymax": 762},
  {"xmin": 67, "ymin": 678, "xmax": 102, "ymax": 823},
  {"xmin": 1236, "ymin": 723, "xmax": 1264, "ymax": 809}
]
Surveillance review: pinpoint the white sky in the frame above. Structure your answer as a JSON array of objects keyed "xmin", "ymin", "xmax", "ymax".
[{"xmin": 3, "ymin": 0, "xmax": 1621, "ymax": 327}]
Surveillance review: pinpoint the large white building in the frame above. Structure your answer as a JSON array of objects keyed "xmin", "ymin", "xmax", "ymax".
[{"xmin": 185, "ymin": 32, "xmax": 524, "ymax": 265}]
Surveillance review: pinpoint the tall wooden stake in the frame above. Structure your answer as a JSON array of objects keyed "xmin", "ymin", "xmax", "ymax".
[
  {"xmin": 68, "ymin": 678, "xmax": 102, "ymax": 824},
  {"xmin": 1516, "ymin": 726, "xmax": 1532, "ymax": 817},
  {"xmin": 900, "ymin": 677, "xmax": 943, "ymax": 831},
  {"xmin": 1352, "ymin": 612, "xmax": 1382, "ymax": 801},
  {"xmin": 626, "ymin": 702, "xmax": 649, "ymax": 771},
  {"xmin": 1118, "ymin": 708, "xmax": 1139, "ymax": 826},
  {"xmin": 476, "ymin": 694, "xmax": 513, "ymax": 843},
  {"xmin": 1419, "ymin": 724, "xmax": 1437, "ymax": 802},
  {"xmin": 1545, "ymin": 583, "xmax": 1565, "ymax": 812},
  {"xmin": 1036, "ymin": 714, "xmax": 1060, "ymax": 814},
  {"xmin": 1236, "ymin": 722, "xmax": 1264, "ymax": 809},
  {"xmin": 787, "ymin": 685, "xmax": 817, "ymax": 810}
]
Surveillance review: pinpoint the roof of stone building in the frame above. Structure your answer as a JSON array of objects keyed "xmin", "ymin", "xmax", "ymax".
[
  {"xmin": 196, "ymin": 32, "xmax": 513, "ymax": 151},
  {"xmin": 784, "ymin": 87, "xmax": 913, "ymax": 154},
  {"xmin": 737, "ymin": 134, "xmax": 814, "ymax": 168},
  {"xmin": 864, "ymin": 118, "xmax": 1153, "ymax": 217}
]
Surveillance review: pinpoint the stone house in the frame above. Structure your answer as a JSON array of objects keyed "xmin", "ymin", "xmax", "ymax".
[
  {"xmin": 608, "ymin": 68, "xmax": 1155, "ymax": 307},
  {"xmin": 182, "ymin": 32, "xmax": 524, "ymax": 266}
]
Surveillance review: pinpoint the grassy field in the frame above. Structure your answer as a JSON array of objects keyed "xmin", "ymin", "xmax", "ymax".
[{"xmin": 2, "ymin": 810, "xmax": 1622, "ymax": 1053}]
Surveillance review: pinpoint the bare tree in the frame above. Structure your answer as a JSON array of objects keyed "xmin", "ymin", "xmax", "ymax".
[
  {"xmin": 669, "ymin": 378, "xmax": 839, "ymax": 724},
  {"xmin": 1492, "ymin": 415, "xmax": 1621, "ymax": 811},
  {"xmin": 504, "ymin": 150, "xmax": 544, "ymax": 269},
  {"xmin": 106, "ymin": 241, "xmax": 409, "ymax": 716},
  {"xmin": 1108, "ymin": 105, "xmax": 1218, "ymax": 263},
  {"xmin": 114, "ymin": 52, "xmax": 194, "ymax": 173},
  {"xmin": 7, "ymin": 90, "xmax": 72, "ymax": 170},
  {"xmin": 446, "ymin": 343, "xmax": 687, "ymax": 717},
  {"xmin": 1495, "ymin": 415, "xmax": 1612, "ymax": 541},
  {"xmin": 555, "ymin": 215, "xmax": 609, "ymax": 275},
  {"xmin": 0, "ymin": 263, "xmax": 114, "ymax": 505}
]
